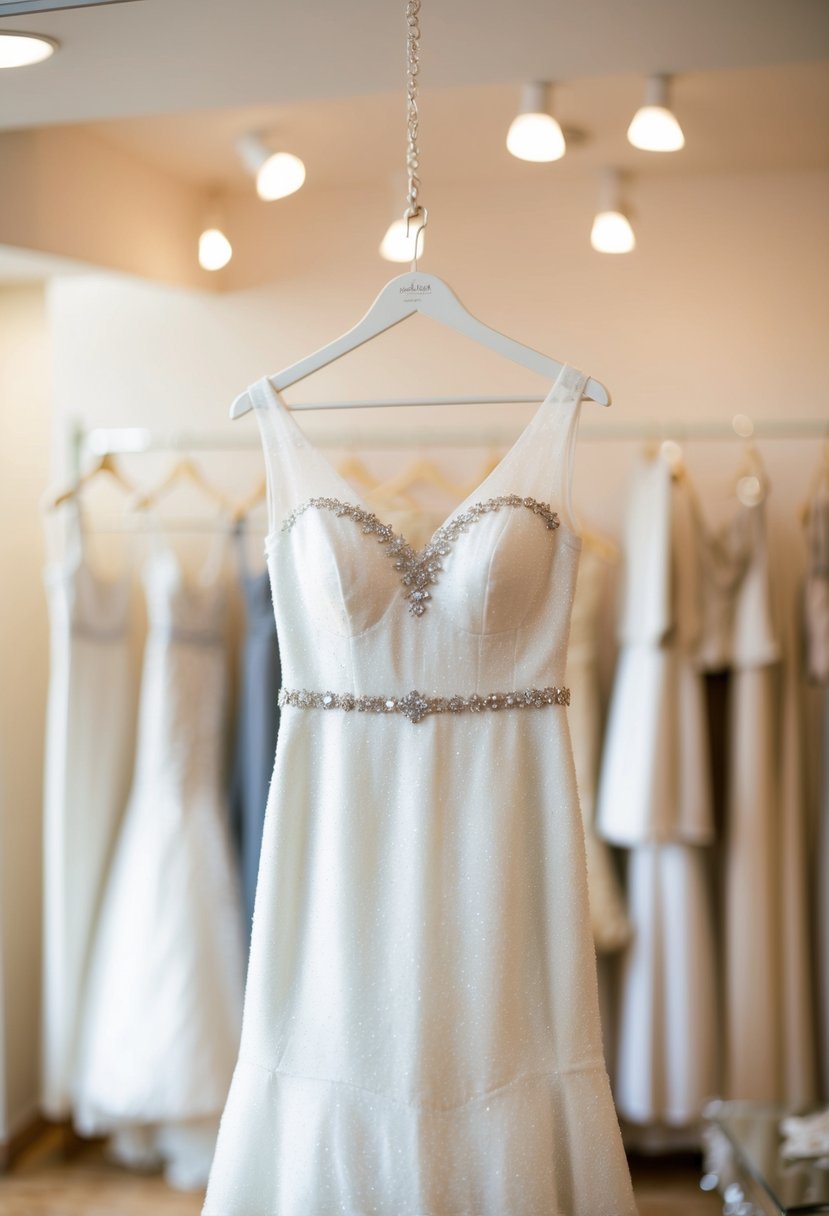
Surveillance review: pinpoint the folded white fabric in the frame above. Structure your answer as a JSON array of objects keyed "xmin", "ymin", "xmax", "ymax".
[{"xmin": 780, "ymin": 1108, "xmax": 829, "ymax": 1160}]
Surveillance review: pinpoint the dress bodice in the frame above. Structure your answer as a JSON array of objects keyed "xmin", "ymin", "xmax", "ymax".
[
  {"xmin": 44, "ymin": 504, "xmax": 132, "ymax": 641},
  {"xmin": 246, "ymin": 366, "xmax": 587, "ymax": 700},
  {"xmin": 143, "ymin": 545, "xmax": 228, "ymax": 645},
  {"xmin": 693, "ymin": 498, "xmax": 779, "ymax": 671}
]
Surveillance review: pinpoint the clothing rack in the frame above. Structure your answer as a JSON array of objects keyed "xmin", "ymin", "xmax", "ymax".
[{"xmin": 72, "ymin": 416, "xmax": 828, "ymax": 469}]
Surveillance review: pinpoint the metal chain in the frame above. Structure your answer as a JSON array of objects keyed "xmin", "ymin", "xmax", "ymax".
[{"xmin": 404, "ymin": 0, "xmax": 422, "ymax": 220}]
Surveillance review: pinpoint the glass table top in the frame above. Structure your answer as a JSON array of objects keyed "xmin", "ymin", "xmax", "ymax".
[{"xmin": 709, "ymin": 1102, "xmax": 829, "ymax": 1214}]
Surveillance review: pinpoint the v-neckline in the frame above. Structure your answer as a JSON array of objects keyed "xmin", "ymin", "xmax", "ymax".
[
  {"xmin": 260, "ymin": 362, "xmax": 575, "ymax": 543},
  {"xmin": 148, "ymin": 524, "xmax": 231, "ymax": 598}
]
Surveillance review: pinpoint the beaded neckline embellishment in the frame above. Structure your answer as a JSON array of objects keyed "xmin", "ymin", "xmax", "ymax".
[{"xmin": 280, "ymin": 494, "xmax": 560, "ymax": 617}]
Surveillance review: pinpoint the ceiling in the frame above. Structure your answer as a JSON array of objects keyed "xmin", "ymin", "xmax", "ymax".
[
  {"xmin": 0, "ymin": 1, "xmax": 825, "ymax": 286},
  {"xmin": 0, "ymin": 0, "xmax": 828, "ymax": 132},
  {"xmin": 82, "ymin": 62, "xmax": 829, "ymax": 196}
]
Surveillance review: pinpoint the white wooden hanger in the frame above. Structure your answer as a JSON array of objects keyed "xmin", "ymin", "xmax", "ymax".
[{"xmin": 230, "ymin": 266, "xmax": 611, "ymax": 419}]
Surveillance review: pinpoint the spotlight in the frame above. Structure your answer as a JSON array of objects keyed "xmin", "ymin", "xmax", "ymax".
[
  {"xmin": 236, "ymin": 133, "xmax": 306, "ymax": 201},
  {"xmin": 627, "ymin": 75, "xmax": 685, "ymax": 153},
  {"xmin": 590, "ymin": 169, "xmax": 635, "ymax": 254},
  {"xmin": 506, "ymin": 83, "xmax": 566, "ymax": 163}
]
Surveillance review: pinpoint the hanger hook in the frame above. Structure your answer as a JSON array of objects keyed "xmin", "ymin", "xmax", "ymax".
[{"xmin": 405, "ymin": 206, "xmax": 428, "ymax": 272}]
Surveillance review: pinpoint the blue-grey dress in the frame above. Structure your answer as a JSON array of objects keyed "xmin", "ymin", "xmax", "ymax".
[{"xmin": 231, "ymin": 524, "xmax": 282, "ymax": 944}]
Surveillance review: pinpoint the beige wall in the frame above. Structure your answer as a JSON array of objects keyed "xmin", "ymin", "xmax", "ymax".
[
  {"xmin": 0, "ymin": 127, "xmax": 208, "ymax": 290},
  {"xmin": 0, "ymin": 286, "xmax": 51, "ymax": 1145},
  {"xmin": 47, "ymin": 166, "xmax": 829, "ymax": 533}
]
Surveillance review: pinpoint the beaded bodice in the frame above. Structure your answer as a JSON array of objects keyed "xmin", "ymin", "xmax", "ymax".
[{"xmin": 246, "ymin": 365, "xmax": 587, "ymax": 700}]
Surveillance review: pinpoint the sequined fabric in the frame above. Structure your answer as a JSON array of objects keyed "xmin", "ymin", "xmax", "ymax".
[{"xmin": 203, "ymin": 365, "xmax": 638, "ymax": 1216}]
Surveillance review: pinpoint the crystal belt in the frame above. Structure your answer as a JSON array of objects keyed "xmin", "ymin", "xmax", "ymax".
[{"xmin": 278, "ymin": 685, "xmax": 570, "ymax": 726}]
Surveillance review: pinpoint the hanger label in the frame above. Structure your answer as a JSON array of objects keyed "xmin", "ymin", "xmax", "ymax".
[{"xmin": 399, "ymin": 280, "xmax": 432, "ymax": 300}]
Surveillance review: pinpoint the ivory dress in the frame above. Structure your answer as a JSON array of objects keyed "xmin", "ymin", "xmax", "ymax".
[
  {"xmin": 40, "ymin": 503, "xmax": 135, "ymax": 1118},
  {"xmin": 203, "ymin": 366, "xmax": 637, "ymax": 1216},
  {"xmin": 595, "ymin": 455, "xmax": 718, "ymax": 1128},
  {"xmin": 565, "ymin": 543, "xmax": 630, "ymax": 955},
  {"xmin": 693, "ymin": 495, "xmax": 783, "ymax": 1103},
  {"xmin": 73, "ymin": 532, "xmax": 245, "ymax": 1188}
]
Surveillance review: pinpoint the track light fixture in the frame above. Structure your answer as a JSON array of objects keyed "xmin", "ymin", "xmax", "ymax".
[
  {"xmin": 198, "ymin": 199, "xmax": 232, "ymax": 272},
  {"xmin": 506, "ymin": 82, "xmax": 566, "ymax": 163},
  {"xmin": 236, "ymin": 133, "xmax": 306, "ymax": 201},
  {"xmin": 590, "ymin": 169, "xmax": 635, "ymax": 254},
  {"xmin": 627, "ymin": 74, "xmax": 685, "ymax": 152}
]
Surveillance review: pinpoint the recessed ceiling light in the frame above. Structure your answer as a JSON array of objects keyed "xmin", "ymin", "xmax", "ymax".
[{"xmin": 0, "ymin": 31, "xmax": 58, "ymax": 69}]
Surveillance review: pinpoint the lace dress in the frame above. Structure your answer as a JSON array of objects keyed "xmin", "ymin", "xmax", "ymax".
[{"xmin": 204, "ymin": 365, "xmax": 637, "ymax": 1216}]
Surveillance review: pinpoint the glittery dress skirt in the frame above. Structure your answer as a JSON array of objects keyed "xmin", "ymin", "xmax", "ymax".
[{"xmin": 202, "ymin": 367, "xmax": 638, "ymax": 1215}]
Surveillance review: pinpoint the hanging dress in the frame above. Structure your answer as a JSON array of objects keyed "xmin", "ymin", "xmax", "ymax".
[
  {"xmin": 693, "ymin": 494, "xmax": 790, "ymax": 1103},
  {"xmin": 595, "ymin": 454, "xmax": 718, "ymax": 1128},
  {"xmin": 230, "ymin": 520, "xmax": 282, "ymax": 945},
  {"xmin": 73, "ymin": 528, "xmax": 245, "ymax": 1189},
  {"xmin": 203, "ymin": 366, "xmax": 637, "ymax": 1216},
  {"xmin": 40, "ymin": 501, "xmax": 136, "ymax": 1119},
  {"xmin": 803, "ymin": 482, "xmax": 829, "ymax": 1098},
  {"xmin": 565, "ymin": 541, "xmax": 630, "ymax": 955}
]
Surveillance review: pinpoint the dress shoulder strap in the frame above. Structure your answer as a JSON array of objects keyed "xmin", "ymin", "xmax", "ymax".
[
  {"xmin": 243, "ymin": 377, "xmax": 313, "ymax": 541},
  {"xmin": 496, "ymin": 364, "xmax": 587, "ymax": 535}
]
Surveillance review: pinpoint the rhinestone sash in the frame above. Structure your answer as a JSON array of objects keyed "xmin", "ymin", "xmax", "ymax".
[{"xmin": 279, "ymin": 685, "xmax": 570, "ymax": 725}]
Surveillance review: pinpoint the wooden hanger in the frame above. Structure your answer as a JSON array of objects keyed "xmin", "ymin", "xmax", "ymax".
[
  {"xmin": 799, "ymin": 438, "xmax": 829, "ymax": 526},
  {"xmin": 369, "ymin": 456, "xmax": 465, "ymax": 505},
  {"xmin": 581, "ymin": 525, "xmax": 619, "ymax": 562},
  {"xmin": 231, "ymin": 475, "xmax": 268, "ymax": 524},
  {"xmin": 336, "ymin": 455, "xmax": 379, "ymax": 495},
  {"xmin": 459, "ymin": 450, "xmax": 504, "ymax": 498},
  {"xmin": 230, "ymin": 269, "xmax": 610, "ymax": 418},
  {"xmin": 46, "ymin": 451, "xmax": 137, "ymax": 511},
  {"xmin": 733, "ymin": 440, "xmax": 769, "ymax": 504},
  {"xmin": 132, "ymin": 456, "xmax": 234, "ymax": 513}
]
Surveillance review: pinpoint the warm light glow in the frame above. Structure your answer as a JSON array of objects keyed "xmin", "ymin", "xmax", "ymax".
[
  {"xmin": 198, "ymin": 227, "xmax": 232, "ymax": 271},
  {"xmin": 256, "ymin": 152, "xmax": 306, "ymax": 201},
  {"xmin": 0, "ymin": 32, "xmax": 57, "ymax": 69},
  {"xmin": 736, "ymin": 474, "xmax": 764, "ymax": 507},
  {"xmin": 627, "ymin": 104, "xmax": 685, "ymax": 152},
  {"xmin": 379, "ymin": 217, "xmax": 426, "ymax": 263},
  {"xmin": 506, "ymin": 112, "xmax": 566, "ymax": 162},
  {"xmin": 660, "ymin": 439, "xmax": 684, "ymax": 474},
  {"xmin": 590, "ymin": 210, "xmax": 635, "ymax": 254}
]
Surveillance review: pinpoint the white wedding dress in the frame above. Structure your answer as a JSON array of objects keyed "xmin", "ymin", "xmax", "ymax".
[
  {"xmin": 40, "ymin": 502, "xmax": 136, "ymax": 1118},
  {"xmin": 73, "ymin": 531, "xmax": 245, "ymax": 1188},
  {"xmin": 203, "ymin": 365, "xmax": 637, "ymax": 1215}
]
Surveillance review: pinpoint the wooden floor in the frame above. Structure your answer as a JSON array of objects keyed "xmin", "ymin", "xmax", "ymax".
[{"xmin": 0, "ymin": 1128, "xmax": 722, "ymax": 1215}]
